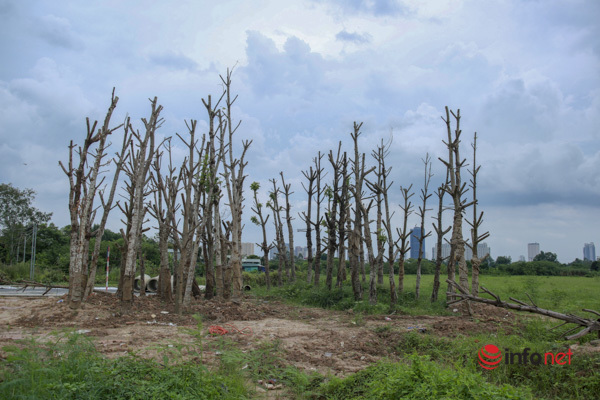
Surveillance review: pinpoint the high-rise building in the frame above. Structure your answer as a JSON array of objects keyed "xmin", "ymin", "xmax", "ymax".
[
  {"xmin": 431, "ymin": 243, "xmax": 451, "ymax": 261},
  {"xmin": 269, "ymin": 243, "xmax": 289, "ymax": 260},
  {"xmin": 583, "ymin": 243, "xmax": 596, "ymax": 261},
  {"xmin": 431, "ymin": 243, "xmax": 491, "ymax": 261},
  {"xmin": 241, "ymin": 242, "xmax": 255, "ymax": 257},
  {"xmin": 528, "ymin": 243, "xmax": 540, "ymax": 261},
  {"xmin": 410, "ymin": 227, "xmax": 425, "ymax": 259}
]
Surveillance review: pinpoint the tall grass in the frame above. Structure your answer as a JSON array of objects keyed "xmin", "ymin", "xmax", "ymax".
[{"xmin": 0, "ymin": 333, "xmax": 248, "ymax": 399}]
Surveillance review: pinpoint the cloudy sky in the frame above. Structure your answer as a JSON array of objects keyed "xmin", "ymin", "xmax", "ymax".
[{"xmin": 1, "ymin": 0, "xmax": 599, "ymax": 263}]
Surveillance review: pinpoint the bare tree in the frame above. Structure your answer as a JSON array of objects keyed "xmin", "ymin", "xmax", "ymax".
[
  {"xmin": 60, "ymin": 90, "xmax": 124, "ymax": 308},
  {"xmin": 220, "ymin": 68, "xmax": 252, "ymax": 301},
  {"xmin": 396, "ymin": 185, "xmax": 414, "ymax": 295},
  {"xmin": 415, "ymin": 154, "xmax": 433, "ymax": 300},
  {"xmin": 430, "ymin": 173, "xmax": 451, "ymax": 302},
  {"xmin": 324, "ymin": 143, "xmax": 343, "ymax": 290},
  {"xmin": 200, "ymin": 93, "xmax": 226, "ymax": 300},
  {"xmin": 119, "ymin": 98, "xmax": 162, "ymax": 309},
  {"xmin": 366, "ymin": 141, "xmax": 386, "ymax": 286},
  {"xmin": 251, "ymin": 181, "xmax": 274, "ymax": 289},
  {"xmin": 361, "ymin": 200, "xmax": 377, "ymax": 304},
  {"xmin": 348, "ymin": 122, "xmax": 375, "ymax": 301},
  {"xmin": 312, "ymin": 153, "xmax": 326, "ymax": 285},
  {"xmin": 467, "ymin": 132, "xmax": 490, "ymax": 296},
  {"xmin": 83, "ymin": 122, "xmax": 130, "ymax": 300},
  {"xmin": 301, "ymin": 165, "xmax": 317, "ymax": 283},
  {"xmin": 336, "ymin": 153, "xmax": 349, "ymax": 288},
  {"xmin": 280, "ymin": 172, "xmax": 296, "ymax": 283},
  {"xmin": 370, "ymin": 140, "xmax": 399, "ymax": 304},
  {"xmin": 268, "ymin": 179, "xmax": 286, "ymax": 286},
  {"xmin": 148, "ymin": 139, "xmax": 178, "ymax": 302},
  {"xmin": 439, "ymin": 107, "xmax": 474, "ymax": 301}
]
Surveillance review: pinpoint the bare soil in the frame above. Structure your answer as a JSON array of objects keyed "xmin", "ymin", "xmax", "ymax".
[{"xmin": 0, "ymin": 292, "xmax": 521, "ymax": 378}]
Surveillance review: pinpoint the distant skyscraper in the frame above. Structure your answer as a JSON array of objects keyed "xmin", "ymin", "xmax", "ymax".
[
  {"xmin": 519, "ymin": 255, "xmax": 526, "ymax": 262},
  {"xmin": 431, "ymin": 243, "xmax": 491, "ymax": 261},
  {"xmin": 583, "ymin": 243, "xmax": 596, "ymax": 261},
  {"xmin": 431, "ymin": 243, "xmax": 451, "ymax": 261},
  {"xmin": 528, "ymin": 243, "xmax": 540, "ymax": 261},
  {"xmin": 410, "ymin": 227, "xmax": 425, "ymax": 259},
  {"xmin": 241, "ymin": 242, "xmax": 255, "ymax": 257}
]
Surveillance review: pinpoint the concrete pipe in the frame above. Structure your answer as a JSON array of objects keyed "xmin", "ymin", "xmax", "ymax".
[
  {"xmin": 147, "ymin": 276, "xmax": 160, "ymax": 292},
  {"xmin": 243, "ymin": 285, "xmax": 252, "ymax": 291},
  {"xmin": 133, "ymin": 274, "xmax": 151, "ymax": 292}
]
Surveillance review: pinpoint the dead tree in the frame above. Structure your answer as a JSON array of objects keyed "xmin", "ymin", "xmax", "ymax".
[
  {"xmin": 431, "ymin": 173, "xmax": 451, "ymax": 302},
  {"xmin": 60, "ymin": 90, "xmax": 124, "ymax": 308},
  {"xmin": 396, "ymin": 185, "xmax": 413, "ymax": 295},
  {"xmin": 447, "ymin": 280, "xmax": 600, "ymax": 340},
  {"xmin": 119, "ymin": 98, "xmax": 161, "ymax": 309},
  {"xmin": 415, "ymin": 154, "xmax": 433, "ymax": 300},
  {"xmin": 466, "ymin": 132, "xmax": 490, "ymax": 296},
  {"xmin": 280, "ymin": 172, "xmax": 296, "ymax": 283},
  {"xmin": 251, "ymin": 182, "xmax": 274, "ymax": 289},
  {"xmin": 220, "ymin": 68, "xmax": 252, "ymax": 300},
  {"xmin": 348, "ymin": 122, "xmax": 375, "ymax": 301},
  {"xmin": 439, "ymin": 107, "xmax": 474, "ymax": 301}
]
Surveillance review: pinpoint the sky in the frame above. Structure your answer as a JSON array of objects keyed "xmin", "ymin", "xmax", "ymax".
[{"xmin": 1, "ymin": 0, "xmax": 599, "ymax": 263}]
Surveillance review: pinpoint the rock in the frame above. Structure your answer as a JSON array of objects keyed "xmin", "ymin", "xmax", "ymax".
[{"xmin": 590, "ymin": 339, "xmax": 600, "ymax": 346}]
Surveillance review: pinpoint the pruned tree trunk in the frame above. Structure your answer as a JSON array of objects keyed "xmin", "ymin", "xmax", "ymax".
[
  {"xmin": 439, "ymin": 107, "xmax": 474, "ymax": 305},
  {"xmin": 415, "ymin": 154, "xmax": 433, "ymax": 300},
  {"xmin": 431, "ymin": 174, "xmax": 451, "ymax": 302},
  {"xmin": 325, "ymin": 143, "xmax": 343, "ymax": 290},
  {"xmin": 467, "ymin": 132, "xmax": 490, "ymax": 296},
  {"xmin": 281, "ymin": 172, "xmax": 295, "ymax": 283},
  {"xmin": 220, "ymin": 68, "xmax": 252, "ymax": 301},
  {"xmin": 348, "ymin": 122, "xmax": 374, "ymax": 301},
  {"xmin": 336, "ymin": 153, "xmax": 349, "ymax": 289},
  {"xmin": 60, "ymin": 89, "xmax": 124, "ymax": 309},
  {"xmin": 119, "ymin": 97, "xmax": 161, "ymax": 310},
  {"xmin": 312, "ymin": 153, "xmax": 325, "ymax": 286},
  {"xmin": 251, "ymin": 181, "xmax": 274, "ymax": 290}
]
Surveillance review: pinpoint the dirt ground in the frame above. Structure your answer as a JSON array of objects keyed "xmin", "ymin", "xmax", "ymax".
[{"xmin": 0, "ymin": 292, "xmax": 520, "ymax": 378}]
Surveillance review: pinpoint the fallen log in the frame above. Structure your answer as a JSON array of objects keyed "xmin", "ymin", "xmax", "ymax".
[{"xmin": 446, "ymin": 279, "xmax": 600, "ymax": 340}]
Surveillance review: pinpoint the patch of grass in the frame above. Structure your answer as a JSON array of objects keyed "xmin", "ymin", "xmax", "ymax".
[
  {"xmin": 0, "ymin": 333, "xmax": 248, "ymax": 399},
  {"xmin": 386, "ymin": 319, "xmax": 600, "ymax": 400},
  {"xmin": 320, "ymin": 355, "xmax": 532, "ymax": 399}
]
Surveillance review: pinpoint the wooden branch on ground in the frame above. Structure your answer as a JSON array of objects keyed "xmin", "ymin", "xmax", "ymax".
[{"xmin": 446, "ymin": 279, "xmax": 600, "ymax": 340}]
